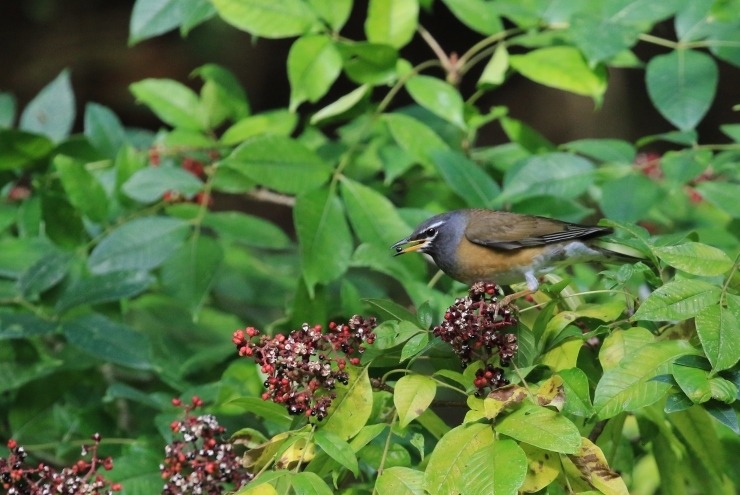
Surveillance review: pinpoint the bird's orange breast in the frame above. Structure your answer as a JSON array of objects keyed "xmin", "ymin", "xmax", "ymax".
[{"xmin": 448, "ymin": 237, "xmax": 547, "ymax": 284}]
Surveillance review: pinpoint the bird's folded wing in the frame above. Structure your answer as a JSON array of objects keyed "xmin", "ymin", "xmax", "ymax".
[{"xmin": 464, "ymin": 212, "xmax": 613, "ymax": 250}]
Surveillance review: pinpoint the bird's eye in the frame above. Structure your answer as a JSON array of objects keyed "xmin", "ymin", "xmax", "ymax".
[{"xmin": 425, "ymin": 228, "xmax": 437, "ymax": 237}]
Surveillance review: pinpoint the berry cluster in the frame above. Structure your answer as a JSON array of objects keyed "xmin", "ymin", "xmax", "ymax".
[
  {"xmin": 162, "ymin": 397, "xmax": 252, "ymax": 495},
  {"xmin": 149, "ymin": 147, "xmax": 218, "ymax": 206},
  {"xmin": 1, "ymin": 435, "xmax": 121, "ymax": 495},
  {"xmin": 233, "ymin": 316, "xmax": 377, "ymax": 420},
  {"xmin": 433, "ymin": 282, "xmax": 518, "ymax": 387}
]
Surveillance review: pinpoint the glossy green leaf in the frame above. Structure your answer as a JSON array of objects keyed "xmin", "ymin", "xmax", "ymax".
[
  {"xmin": 500, "ymin": 116, "xmax": 556, "ymax": 154},
  {"xmin": 0, "ymin": 314, "xmax": 59, "ymax": 340},
  {"xmin": 308, "ymin": 0, "xmax": 353, "ymax": 31},
  {"xmin": 180, "ymin": 0, "xmax": 218, "ymax": 34},
  {"xmin": 193, "ymin": 64, "xmax": 250, "ymax": 127},
  {"xmin": 498, "ymin": 152, "xmax": 594, "ymax": 204},
  {"xmin": 20, "ymin": 69, "xmax": 75, "ymax": 143},
  {"xmin": 376, "ymin": 466, "xmax": 425, "ymax": 495},
  {"xmin": 17, "ymin": 250, "xmax": 73, "ymax": 300},
  {"xmin": 294, "ymin": 187, "xmax": 353, "ymax": 296},
  {"xmin": 203, "ymin": 211, "xmax": 290, "ymax": 249},
  {"xmin": 129, "ymin": 0, "xmax": 181, "ymax": 44},
  {"xmin": 461, "ymin": 439, "xmax": 527, "ymax": 495},
  {"xmin": 211, "ymin": 0, "xmax": 317, "ymax": 38},
  {"xmin": 122, "ymin": 166, "xmax": 203, "ymax": 204},
  {"xmin": 509, "ymin": 47, "xmax": 607, "ymax": 103},
  {"xmin": 226, "ymin": 135, "xmax": 331, "ymax": 194},
  {"xmin": 226, "ymin": 397, "xmax": 292, "ymax": 428},
  {"xmin": 54, "ymin": 155, "xmax": 109, "ymax": 223},
  {"xmin": 311, "ymin": 85, "xmax": 369, "ymax": 124},
  {"xmin": 600, "ymin": 173, "xmax": 661, "ymax": 222},
  {"xmin": 562, "ymin": 139, "xmax": 636, "ymax": 164},
  {"xmin": 221, "ymin": 110, "xmax": 297, "ymax": 145},
  {"xmin": 560, "ymin": 367, "xmax": 595, "ymax": 417},
  {"xmin": 646, "ymin": 50, "xmax": 718, "ymax": 130},
  {"xmin": 695, "ymin": 303, "xmax": 740, "ymax": 372},
  {"xmin": 323, "ymin": 366, "xmax": 373, "ymax": 440},
  {"xmin": 660, "ymin": 149, "xmax": 711, "ymax": 184},
  {"xmin": 365, "ymin": 0, "xmax": 418, "ymax": 48},
  {"xmin": 632, "ymin": 280, "xmax": 721, "ymax": 321},
  {"xmin": 593, "ymin": 340, "xmax": 697, "ymax": 419},
  {"xmin": 161, "ymin": 236, "xmax": 224, "ymax": 316},
  {"xmin": 599, "ymin": 327, "xmax": 654, "ymax": 370},
  {"xmin": 56, "ymin": 270, "xmax": 154, "ymax": 314},
  {"xmin": 696, "ymin": 181, "xmax": 740, "ymax": 218},
  {"xmin": 372, "ymin": 320, "xmax": 421, "ymax": 350},
  {"xmin": 495, "ymin": 403, "xmax": 582, "ymax": 453},
  {"xmin": 441, "ymin": 0, "xmax": 502, "ymax": 35},
  {"xmin": 405, "ymin": 75, "xmax": 465, "ymax": 129},
  {"xmin": 673, "ymin": 364, "xmax": 713, "ymax": 403},
  {"xmin": 62, "ymin": 314, "xmax": 152, "ymax": 369},
  {"xmin": 400, "ymin": 332, "xmax": 429, "ymax": 362},
  {"xmin": 84, "ymin": 103, "xmax": 127, "ymax": 159},
  {"xmin": 313, "ymin": 430, "xmax": 359, "ymax": 476},
  {"xmin": 395, "ymin": 374, "xmax": 436, "ymax": 427},
  {"xmin": 570, "ymin": 13, "xmax": 640, "ymax": 63},
  {"xmin": 292, "ymin": 472, "xmax": 334, "ymax": 495},
  {"xmin": 130, "ymin": 79, "xmax": 207, "ymax": 131},
  {"xmin": 0, "ymin": 130, "xmax": 54, "ymax": 170},
  {"xmin": 338, "ymin": 42, "xmax": 399, "ymax": 85},
  {"xmin": 340, "ymin": 177, "xmax": 412, "ymax": 246},
  {"xmin": 288, "ymin": 35, "xmax": 343, "ymax": 111},
  {"xmin": 654, "ymin": 242, "xmax": 733, "ymax": 276},
  {"xmin": 478, "ymin": 44, "xmax": 508, "ymax": 87},
  {"xmin": 363, "ymin": 299, "xmax": 422, "ymax": 327},
  {"xmin": 0, "ymin": 92, "xmax": 16, "ymax": 128},
  {"xmin": 431, "ymin": 149, "xmax": 501, "ymax": 208},
  {"xmin": 88, "ymin": 217, "xmax": 190, "ymax": 274},
  {"xmin": 384, "ymin": 113, "xmax": 449, "ymax": 168},
  {"xmin": 424, "ymin": 423, "xmax": 493, "ymax": 495}
]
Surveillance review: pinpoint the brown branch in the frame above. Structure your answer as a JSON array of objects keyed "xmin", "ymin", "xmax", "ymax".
[{"xmin": 245, "ymin": 188, "xmax": 296, "ymax": 207}]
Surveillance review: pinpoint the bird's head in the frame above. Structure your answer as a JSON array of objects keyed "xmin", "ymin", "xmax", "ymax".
[{"xmin": 391, "ymin": 211, "xmax": 463, "ymax": 257}]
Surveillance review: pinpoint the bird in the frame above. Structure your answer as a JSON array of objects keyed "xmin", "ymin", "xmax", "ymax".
[{"xmin": 391, "ymin": 209, "xmax": 629, "ymax": 303}]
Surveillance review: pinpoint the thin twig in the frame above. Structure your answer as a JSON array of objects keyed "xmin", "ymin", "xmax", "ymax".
[
  {"xmin": 417, "ymin": 25, "xmax": 452, "ymax": 72},
  {"xmin": 245, "ymin": 188, "xmax": 296, "ymax": 207},
  {"xmin": 588, "ymin": 419, "xmax": 608, "ymax": 443}
]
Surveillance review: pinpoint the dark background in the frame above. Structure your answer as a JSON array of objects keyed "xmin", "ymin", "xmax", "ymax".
[{"xmin": 1, "ymin": 0, "xmax": 738, "ymax": 150}]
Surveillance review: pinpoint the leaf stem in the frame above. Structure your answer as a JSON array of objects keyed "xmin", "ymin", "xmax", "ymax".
[
  {"xmin": 417, "ymin": 25, "xmax": 453, "ymax": 73},
  {"xmin": 638, "ymin": 33, "xmax": 678, "ymax": 49},
  {"xmin": 374, "ymin": 411, "xmax": 398, "ymax": 490},
  {"xmin": 294, "ymin": 425, "xmax": 315, "ymax": 473},
  {"xmin": 457, "ymin": 28, "xmax": 523, "ymax": 69},
  {"xmin": 720, "ymin": 253, "xmax": 740, "ymax": 306}
]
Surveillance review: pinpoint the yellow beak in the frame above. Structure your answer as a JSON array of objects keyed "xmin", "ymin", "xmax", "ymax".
[{"xmin": 391, "ymin": 238, "xmax": 428, "ymax": 256}]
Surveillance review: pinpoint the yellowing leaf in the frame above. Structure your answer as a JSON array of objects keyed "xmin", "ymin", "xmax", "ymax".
[
  {"xmin": 483, "ymin": 384, "xmax": 528, "ymax": 419},
  {"xmin": 539, "ymin": 339, "xmax": 582, "ymax": 372},
  {"xmin": 599, "ymin": 327, "xmax": 654, "ymax": 370},
  {"xmin": 519, "ymin": 443, "xmax": 560, "ymax": 493},
  {"xmin": 394, "ymin": 374, "xmax": 437, "ymax": 427},
  {"xmin": 568, "ymin": 438, "xmax": 629, "ymax": 495},
  {"xmin": 536, "ymin": 375, "xmax": 565, "ymax": 411}
]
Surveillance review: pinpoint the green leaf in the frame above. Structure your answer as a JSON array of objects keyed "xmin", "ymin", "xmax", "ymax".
[
  {"xmin": 363, "ymin": 299, "xmax": 422, "ymax": 327},
  {"xmin": 664, "ymin": 392, "xmax": 693, "ymax": 413},
  {"xmin": 84, "ymin": 103, "xmax": 127, "ymax": 159},
  {"xmin": 292, "ymin": 472, "xmax": 333, "ymax": 495},
  {"xmin": 600, "ymin": 173, "xmax": 661, "ymax": 223},
  {"xmin": 394, "ymin": 374, "xmax": 436, "ymax": 427},
  {"xmin": 129, "ymin": 0, "xmax": 181, "ymax": 44},
  {"xmin": 62, "ymin": 314, "xmax": 152, "ymax": 369},
  {"xmin": 431, "ymin": 149, "xmax": 501, "ymax": 208},
  {"xmin": 122, "ymin": 166, "xmax": 203, "ymax": 204},
  {"xmin": 632, "ymin": 280, "xmax": 721, "ymax": 321},
  {"xmin": 203, "ymin": 212, "xmax": 290, "ymax": 249},
  {"xmin": 498, "ymin": 152, "xmax": 594, "ymax": 204},
  {"xmin": 599, "ymin": 327, "xmax": 654, "ymax": 370},
  {"xmin": 0, "ymin": 313, "xmax": 59, "ymax": 340},
  {"xmin": 338, "ymin": 42, "xmax": 399, "ymax": 85},
  {"xmin": 593, "ymin": 340, "xmax": 697, "ymax": 419},
  {"xmin": 226, "ymin": 397, "xmax": 292, "ymax": 428},
  {"xmin": 509, "ymin": 47, "xmax": 607, "ymax": 103},
  {"xmin": 323, "ymin": 366, "xmax": 373, "ymax": 440},
  {"xmin": 646, "ymin": 50, "xmax": 718, "ymax": 130},
  {"xmin": 461, "ymin": 439, "xmax": 528, "ymax": 495},
  {"xmin": 340, "ymin": 177, "xmax": 412, "ymax": 247},
  {"xmin": 560, "ymin": 367, "xmax": 595, "ymax": 417},
  {"xmin": 0, "ymin": 130, "xmax": 54, "ymax": 171},
  {"xmin": 500, "ymin": 116, "xmax": 556, "ymax": 154},
  {"xmin": 211, "ymin": 0, "xmax": 317, "ymax": 38},
  {"xmin": 0, "ymin": 238, "xmax": 54, "ymax": 279},
  {"xmin": 294, "ymin": 187, "xmax": 353, "ymax": 297},
  {"xmin": 478, "ymin": 44, "xmax": 509, "ymax": 87},
  {"xmin": 56, "ymin": 270, "xmax": 154, "ymax": 314},
  {"xmin": 180, "ymin": 0, "xmax": 217, "ymax": 34},
  {"xmin": 654, "ymin": 242, "xmax": 733, "ymax": 276},
  {"xmin": 311, "ymin": 85, "xmax": 370, "ymax": 125},
  {"xmin": 569, "ymin": 13, "xmax": 640, "ymax": 64},
  {"xmin": 494, "ymin": 403, "xmax": 582, "ymax": 454},
  {"xmin": 695, "ymin": 303, "xmax": 740, "ymax": 372},
  {"xmin": 405, "ymin": 75, "xmax": 465, "ymax": 129},
  {"xmin": 441, "ymin": 0, "xmax": 502, "ymax": 35},
  {"xmin": 696, "ymin": 182, "xmax": 740, "ymax": 218},
  {"xmin": 193, "ymin": 63, "xmax": 250, "ymax": 126},
  {"xmin": 226, "ymin": 135, "xmax": 331, "ymax": 194},
  {"xmin": 288, "ymin": 35, "xmax": 343, "ymax": 111},
  {"xmin": 376, "ymin": 466, "xmax": 425, "ymax": 495},
  {"xmin": 673, "ymin": 364, "xmax": 713, "ymax": 403},
  {"xmin": 424, "ymin": 423, "xmax": 493, "ymax": 495},
  {"xmin": 221, "ymin": 110, "xmax": 297, "ymax": 145},
  {"xmin": 562, "ymin": 139, "xmax": 636, "ymax": 164},
  {"xmin": 19, "ymin": 69, "xmax": 75, "ymax": 143},
  {"xmin": 365, "ymin": 0, "xmax": 419, "ymax": 48},
  {"xmin": 161, "ymin": 236, "xmax": 224, "ymax": 316},
  {"xmin": 17, "ymin": 250, "xmax": 73, "ymax": 300},
  {"xmin": 400, "ymin": 332, "xmax": 429, "ymax": 361},
  {"xmin": 384, "ymin": 113, "xmax": 449, "ymax": 168},
  {"xmin": 313, "ymin": 429, "xmax": 359, "ymax": 476},
  {"xmin": 309, "ymin": 0, "xmax": 353, "ymax": 31},
  {"xmin": 0, "ymin": 92, "xmax": 16, "ymax": 128},
  {"xmin": 660, "ymin": 149, "xmax": 711, "ymax": 184},
  {"xmin": 130, "ymin": 79, "xmax": 207, "ymax": 131},
  {"xmin": 88, "ymin": 217, "xmax": 190, "ymax": 274},
  {"xmin": 54, "ymin": 155, "xmax": 109, "ymax": 223}
]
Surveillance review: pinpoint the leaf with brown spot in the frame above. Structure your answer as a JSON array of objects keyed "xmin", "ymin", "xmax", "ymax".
[
  {"xmin": 567, "ymin": 438, "xmax": 629, "ymax": 495},
  {"xmin": 519, "ymin": 443, "xmax": 560, "ymax": 493},
  {"xmin": 484, "ymin": 384, "xmax": 528, "ymax": 419},
  {"xmin": 536, "ymin": 375, "xmax": 565, "ymax": 411}
]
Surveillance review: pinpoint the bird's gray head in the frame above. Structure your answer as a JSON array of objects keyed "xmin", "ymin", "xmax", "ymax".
[{"xmin": 391, "ymin": 211, "xmax": 465, "ymax": 258}]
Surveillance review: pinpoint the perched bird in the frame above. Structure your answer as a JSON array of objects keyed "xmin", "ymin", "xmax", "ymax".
[{"xmin": 392, "ymin": 209, "xmax": 627, "ymax": 300}]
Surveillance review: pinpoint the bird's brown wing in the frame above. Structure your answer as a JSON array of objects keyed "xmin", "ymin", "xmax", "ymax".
[{"xmin": 464, "ymin": 211, "xmax": 613, "ymax": 250}]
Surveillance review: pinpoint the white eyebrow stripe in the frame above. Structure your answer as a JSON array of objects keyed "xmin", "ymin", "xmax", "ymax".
[{"xmin": 425, "ymin": 221, "xmax": 445, "ymax": 230}]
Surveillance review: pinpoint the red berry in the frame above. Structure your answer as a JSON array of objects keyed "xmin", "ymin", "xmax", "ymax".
[
  {"xmin": 172, "ymin": 398, "xmax": 182, "ymax": 406},
  {"xmin": 7, "ymin": 439, "xmax": 16, "ymax": 449}
]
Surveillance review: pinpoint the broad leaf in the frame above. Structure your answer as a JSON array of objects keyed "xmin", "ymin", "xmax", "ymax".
[
  {"xmin": 375, "ymin": 466, "xmax": 425, "ymax": 495},
  {"xmin": 461, "ymin": 439, "xmax": 527, "ymax": 495},
  {"xmin": 646, "ymin": 49, "xmax": 718, "ymax": 130},
  {"xmin": 424, "ymin": 423, "xmax": 493, "ymax": 495},
  {"xmin": 88, "ymin": 217, "xmax": 190, "ymax": 274},
  {"xmin": 203, "ymin": 211, "xmax": 290, "ymax": 249},
  {"xmin": 478, "ymin": 44, "xmax": 509, "ymax": 87},
  {"xmin": 498, "ymin": 152, "xmax": 594, "ymax": 204},
  {"xmin": 308, "ymin": 0, "xmax": 353, "ymax": 31},
  {"xmin": 161, "ymin": 236, "xmax": 224, "ymax": 316},
  {"xmin": 311, "ymin": 85, "xmax": 370, "ymax": 125},
  {"xmin": 0, "ymin": 314, "xmax": 59, "ymax": 340},
  {"xmin": 129, "ymin": 0, "xmax": 181, "ymax": 44},
  {"xmin": 384, "ymin": 113, "xmax": 449, "ymax": 168},
  {"xmin": 56, "ymin": 270, "xmax": 154, "ymax": 314},
  {"xmin": 431, "ymin": 149, "xmax": 501, "ymax": 207},
  {"xmin": 562, "ymin": 138, "xmax": 636, "ymax": 164},
  {"xmin": 441, "ymin": 0, "xmax": 502, "ymax": 35},
  {"xmin": 365, "ymin": 0, "xmax": 419, "ymax": 48},
  {"xmin": 570, "ymin": 13, "xmax": 640, "ymax": 64},
  {"xmin": 632, "ymin": 280, "xmax": 721, "ymax": 321},
  {"xmin": 17, "ymin": 250, "xmax": 73, "ymax": 300},
  {"xmin": 323, "ymin": 366, "xmax": 373, "ymax": 440},
  {"xmin": 84, "ymin": 103, "xmax": 127, "ymax": 159},
  {"xmin": 130, "ymin": 79, "xmax": 207, "ymax": 130},
  {"xmin": 20, "ymin": 69, "xmax": 75, "ymax": 143},
  {"xmin": 600, "ymin": 173, "xmax": 661, "ymax": 223},
  {"xmin": 405, "ymin": 76, "xmax": 465, "ymax": 129},
  {"xmin": 394, "ymin": 374, "xmax": 436, "ymax": 427},
  {"xmin": 567, "ymin": 438, "xmax": 629, "ymax": 495},
  {"xmin": 519, "ymin": 443, "xmax": 560, "ymax": 492},
  {"xmin": 653, "ymin": 242, "xmax": 733, "ymax": 276},
  {"xmin": 288, "ymin": 35, "xmax": 342, "ymax": 111},
  {"xmin": 313, "ymin": 430, "xmax": 359, "ymax": 476},
  {"xmin": 696, "ymin": 182, "xmax": 740, "ymax": 218},
  {"xmin": 695, "ymin": 303, "xmax": 740, "ymax": 372},
  {"xmin": 54, "ymin": 155, "xmax": 109, "ymax": 223},
  {"xmin": 62, "ymin": 314, "xmax": 152, "ymax": 369},
  {"xmin": 211, "ymin": 0, "xmax": 317, "ymax": 38},
  {"xmin": 193, "ymin": 63, "xmax": 250, "ymax": 126},
  {"xmin": 599, "ymin": 327, "xmax": 654, "ymax": 370},
  {"xmin": 292, "ymin": 472, "xmax": 333, "ymax": 495},
  {"xmin": 122, "ymin": 166, "xmax": 203, "ymax": 204},
  {"xmin": 221, "ymin": 110, "xmax": 297, "ymax": 145},
  {"xmin": 494, "ymin": 403, "xmax": 582, "ymax": 454},
  {"xmin": 559, "ymin": 367, "xmax": 595, "ymax": 417}
]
